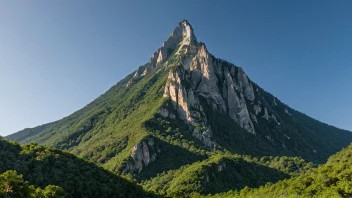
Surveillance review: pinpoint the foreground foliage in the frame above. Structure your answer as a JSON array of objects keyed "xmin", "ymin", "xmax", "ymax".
[
  {"xmin": 0, "ymin": 139, "xmax": 154, "ymax": 198},
  {"xmin": 142, "ymin": 153, "xmax": 313, "ymax": 197},
  {"xmin": 5, "ymin": 21, "xmax": 352, "ymax": 198},
  {"xmin": 207, "ymin": 143, "xmax": 352, "ymax": 198},
  {"xmin": 0, "ymin": 170, "xmax": 64, "ymax": 198}
]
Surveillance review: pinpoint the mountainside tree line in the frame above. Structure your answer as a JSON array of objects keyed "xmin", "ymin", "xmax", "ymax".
[
  {"xmin": 4, "ymin": 21, "xmax": 352, "ymax": 198},
  {"xmin": 141, "ymin": 153, "xmax": 313, "ymax": 197},
  {"xmin": 4, "ymin": 134, "xmax": 352, "ymax": 198},
  {"xmin": 205, "ymin": 143, "xmax": 352, "ymax": 198},
  {"xmin": 0, "ymin": 170, "xmax": 64, "ymax": 198},
  {"xmin": 0, "ymin": 136, "xmax": 155, "ymax": 198}
]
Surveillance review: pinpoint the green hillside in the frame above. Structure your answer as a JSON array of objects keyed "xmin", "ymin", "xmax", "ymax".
[
  {"xmin": 208, "ymin": 142, "xmax": 352, "ymax": 198},
  {"xmin": 0, "ymin": 170, "xmax": 64, "ymax": 198},
  {"xmin": 0, "ymin": 137, "xmax": 154, "ymax": 198},
  {"xmin": 142, "ymin": 154, "xmax": 313, "ymax": 197},
  {"xmin": 5, "ymin": 20, "xmax": 352, "ymax": 197}
]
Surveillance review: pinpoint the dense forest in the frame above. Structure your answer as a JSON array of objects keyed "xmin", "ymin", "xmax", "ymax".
[
  {"xmin": 0, "ymin": 170, "xmax": 64, "ymax": 198},
  {"xmin": 2, "ymin": 136, "xmax": 352, "ymax": 197},
  {"xmin": 4, "ymin": 21, "xmax": 352, "ymax": 198},
  {"xmin": 0, "ymin": 136, "xmax": 155, "ymax": 198},
  {"xmin": 206, "ymin": 143, "xmax": 352, "ymax": 198},
  {"xmin": 141, "ymin": 153, "xmax": 313, "ymax": 197}
]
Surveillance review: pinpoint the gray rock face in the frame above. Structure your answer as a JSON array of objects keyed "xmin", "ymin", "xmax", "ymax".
[
  {"xmin": 217, "ymin": 161, "xmax": 227, "ymax": 172},
  {"xmin": 128, "ymin": 20, "xmax": 293, "ymax": 149},
  {"xmin": 285, "ymin": 108, "xmax": 292, "ymax": 116},
  {"xmin": 273, "ymin": 98, "xmax": 278, "ymax": 106},
  {"xmin": 158, "ymin": 20, "xmax": 264, "ymax": 146},
  {"xmin": 158, "ymin": 108, "xmax": 169, "ymax": 118},
  {"xmin": 271, "ymin": 114, "xmax": 279, "ymax": 124},
  {"xmin": 251, "ymin": 113, "xmax": 258, "ymax": 124},
  {"xmin": 123, "ymin": 137, "xmax": 158, "ymax": 173},
  {"xmin": 163, "ymin": 70, "xmax": 194, "ymax": 123},
  {"xmin": 226, "ymin": 75, "xmax": 255, "ymax": 134},
  {"xmin": 237, "ymin": 67, "xmax": 255, "ymax": 101},
  {"xmin": 254, "ymin": 104, "xmax": 262, "ymax": 115},
  {"xmin": 263, "ymin": 107, "xmax": 270, "ymax": 120},
  {"xmin": 192, "ymin": 127, "xmax": 215, "ymax": 150},
  {"xmin": 192, "ymin": 45, "xmax": 227, "ymax": 113},
  {"xmin": 163, "ymin": 41, "xmax": 257, "ymax": 138},
  {"xmin": 126, "ymin": 20, "xmax": 196, "ymax": 87}
]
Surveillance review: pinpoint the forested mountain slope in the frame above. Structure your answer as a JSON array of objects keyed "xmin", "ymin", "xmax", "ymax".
[
  {"xmin": 0, "ymin": 170, "xmax": 65, "ymax": 198},
  {"xmin": 142, "ymin": 153, "xmax": 313, "ymax": 197},
  {"xmin": 0, "ymin": 137, "xmax": 154, "ymax": 198},
  {"xmin": 5, "ymin": 20, "xmax": 352, "ymax": 196},
  {"xmin": 209, "ymin": 142, "xmax": 352, "ymax": 198}
]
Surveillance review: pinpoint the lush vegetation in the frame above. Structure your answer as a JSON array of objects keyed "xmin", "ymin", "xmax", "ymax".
[
  {"xmin": 141, "ymin": 153, "xmax": 312, "ymax": 197},
  {"xmin": 207, "ymin": 143, "xmax": 352, "ymax": 198},
  {"xmin": 0, "ymin": 170, "xmax": 64, "ymax": 198},
  {"xmin": 251, "ymin": 83, "xmax": 352, "ymax": 163},
  {"xmin": 5, "ymin": 25, "xmax": 352, "ymax": 198},
  {"xmin": 6, "ymin": 62, "xmax": 173, "ymax": 177},
  {"xmin": 194, "ymin": 64, "xmax": 352, "ymax": 164},
  {"xmin": 0, "ymin": 138, "xmax": 154, "ymax": 198},
  {"xmin": 7, "ymin": 35, "xmax": 352, "ymax": 170}
]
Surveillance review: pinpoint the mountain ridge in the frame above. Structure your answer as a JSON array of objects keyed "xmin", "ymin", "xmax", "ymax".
[
  {"xmin": 6, "ymin": 20, "xmax": 352, "ymax": 195},
  {"xmin": 0, "ymin": 137, "xmax": 155, "ymax": 198},
  {"xmin": 209, "ymin": 141, "xmax": 352, "ymax": 198}
]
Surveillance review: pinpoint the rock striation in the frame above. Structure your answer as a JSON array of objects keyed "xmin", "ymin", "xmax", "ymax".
[
  {"xmin": 125, "ymin": 20, "xmax": 320, "ymax": 152},
  {"xmin": 126, "ymin": 20, "xmax": 287, "ymax": 149},
  {"xmin": 123, "ymin": 137, "xmax": 159, "ymax": 173},
  {"xmin": 127, "ymin": 20, "xmax": 196, "ymax": 87},
  {"xmin": 160, "ymin": 21, "xmax": 259, "ymax": 147}
]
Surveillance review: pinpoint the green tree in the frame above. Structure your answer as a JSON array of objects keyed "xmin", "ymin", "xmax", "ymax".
[
  {"xmin": 0, "ymin": 170, "xmax": 65, "ymax": 198},
  {"xmin": 0, "ymin": 170, "xmax": 36, "ymax": 198},
  {"xmin": 37, "ymin": 185, "xmax": 65, "ymax": 198}
]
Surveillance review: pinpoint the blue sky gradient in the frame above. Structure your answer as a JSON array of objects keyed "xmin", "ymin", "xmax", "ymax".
[{"xmin": 1, "ymin": 0, "xmax": 351, "ymax": 136}]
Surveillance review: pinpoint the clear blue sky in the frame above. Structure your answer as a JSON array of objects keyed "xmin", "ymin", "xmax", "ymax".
[{"xmin": 1, "ymin": 0, "xmax": 351, "ymax": 136}]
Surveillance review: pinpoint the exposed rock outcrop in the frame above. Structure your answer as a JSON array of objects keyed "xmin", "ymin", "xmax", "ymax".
[
  {"xmin": 254, "ymin": 104, "xmax": 262, "ymax": 115},
  {"xmin": 192, "ymin": 127, "xmax": 215, "ymax": 150},
  {"xmin": 127, "ymin": 20, "xmax": 196, "ymax": 87},
  {"xmin": 163, "ymin": 42, "xmax": 257, "ymax": 138},
  {"xmin": 158, "ymin": 108, "xmax": 169, "ymax": 118},
  {"xmin": 285, "ymin": 108, "xmax": 292, "ymax": 116},
  {"xmin": 217, "ymin": 161, "xmax": 227, "ymax": 172},
  {"xmin": 262, "ymin": 107, "xmax": 270, "ymax": 120},
  {"xmin": 123, "ymin": 137, "xmax": 158, "ymax": 173},
  {"xmin": 127, "ymin": 20, "xmax": 296, "ymax": 149},
  {"xmin": 251, "ymin": 113, "xmax": 258, "ymax": 124}
]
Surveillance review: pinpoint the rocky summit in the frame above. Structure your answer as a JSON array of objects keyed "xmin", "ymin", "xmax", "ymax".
[{"xmin": 6, "ymin": 20, "xmax": 352, "ymax": 196}]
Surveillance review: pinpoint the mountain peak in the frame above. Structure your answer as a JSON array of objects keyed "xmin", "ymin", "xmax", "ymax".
[
  {"xmin": 6, "ymin": 20, "xmax": 352, "ymax": 197},
  {"xmin": 180, "ymin": 19, "xmax": 191, "ymax": 25},
  {"xmin": 174, "ymin": 19, "xmax": 197, "ymax": 43},
  {"xmin": 129, "ymin": 20, "xmax": 199, "ymax": 81},
  {"xmin": 162, "ymin": 19, "xmax": 197, "ymax": 51}
]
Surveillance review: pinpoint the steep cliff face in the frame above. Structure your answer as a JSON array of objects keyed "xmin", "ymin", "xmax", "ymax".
[
  {"xmin": 6, "ymin": 20, "xmax": 352, "ymax": 183},
  {"xmin": 123, "ymin": 137, "xmax": 159, "ymax": 173},
  {"xmin": 127, "ymin": 20, "xmax": 197, "ymax": 87},
  {"xmin": 130, "ymin": 20, "xmax": 352, "ymax": 162},
  {"xmin": 159, "ymin": 21, "xmax": 259, "ymax": 148}
]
